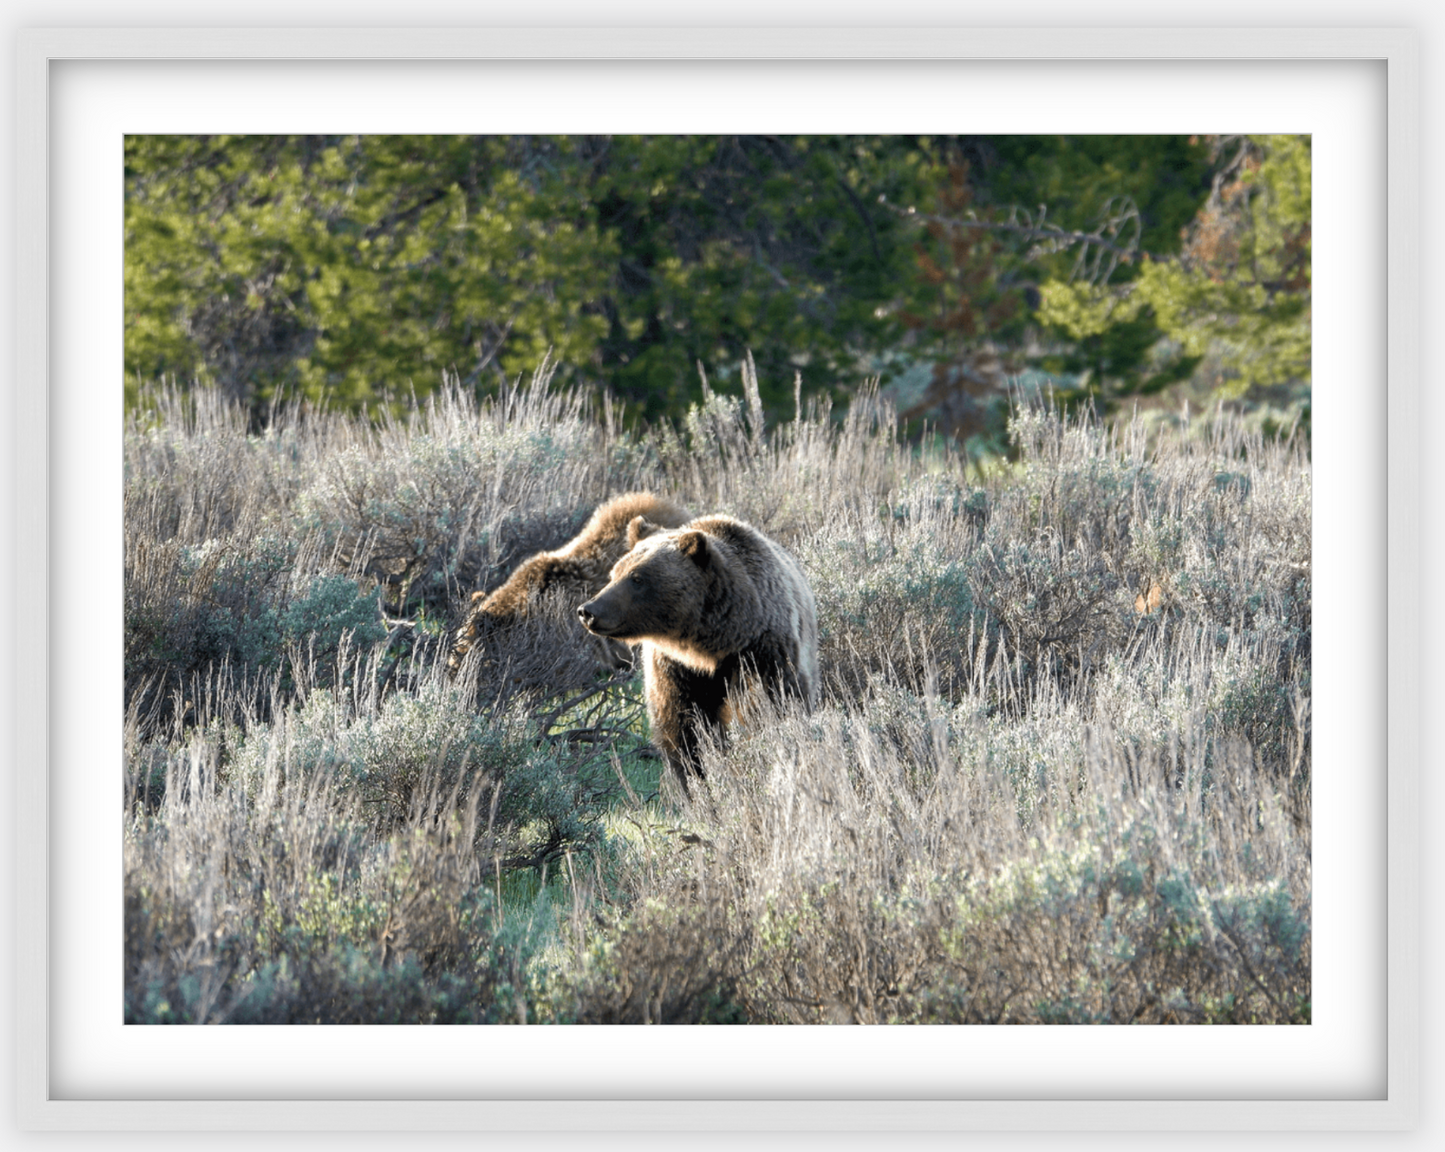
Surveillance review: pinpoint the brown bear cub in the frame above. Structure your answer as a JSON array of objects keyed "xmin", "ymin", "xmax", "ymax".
[
  {"xmin": 448, "ymin": 492, "xmax": 691, "ymax": 678},
  {"xmin": 578, "ymin": 514, "xmax": 819, "ymax": 785}
]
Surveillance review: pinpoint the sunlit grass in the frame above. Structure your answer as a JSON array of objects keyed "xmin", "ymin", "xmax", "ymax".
[{"xmin": 124, "ymin": 365, "xmax": 1309, "ymax": 1024}]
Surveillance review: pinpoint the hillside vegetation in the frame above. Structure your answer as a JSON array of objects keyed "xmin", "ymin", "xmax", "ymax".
[{"xmin": 124, "ymin": 365, "xmax": 1310, "ymax": 1024}]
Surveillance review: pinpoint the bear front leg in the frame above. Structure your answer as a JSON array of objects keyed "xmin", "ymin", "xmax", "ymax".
[{"xmin": 645, "ymin": 649, "xmax": 732, "ymax": 786}]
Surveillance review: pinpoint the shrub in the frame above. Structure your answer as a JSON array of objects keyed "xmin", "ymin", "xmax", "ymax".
[{"xmin": 124, "ymin": 371, "xmax": 1310, "ymax": 1025}]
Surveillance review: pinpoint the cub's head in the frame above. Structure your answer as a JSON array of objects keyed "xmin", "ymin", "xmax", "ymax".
[
  {"xmin": 576, "ymin": 523, "xmax": 712, "ymax": 642},
  {"xmin": 625, "ymin": 514, "xmax": 668, "ymax": 549},
  {"xmin": 450, "ymin": 554, "xmax": 609, "ymax": 675}
]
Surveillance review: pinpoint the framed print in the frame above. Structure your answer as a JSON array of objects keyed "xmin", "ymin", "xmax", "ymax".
[{"xmin": 13, "ymin": 25, "xmax": 1419, "ymax": 1132}]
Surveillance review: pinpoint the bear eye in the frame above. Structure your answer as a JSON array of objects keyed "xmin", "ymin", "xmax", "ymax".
[{"xmin": 630, "ymin": 573, "xmax": 643, "ymax": 586}]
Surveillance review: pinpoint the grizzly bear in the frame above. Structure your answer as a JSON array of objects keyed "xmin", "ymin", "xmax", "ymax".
[
  {"xmin": 577, "ymin": 514, "xmax": 819, "ymax": 785},
  {"xmin": 448, "ymin": 492, "xmax": 691, "ymax": 678}
]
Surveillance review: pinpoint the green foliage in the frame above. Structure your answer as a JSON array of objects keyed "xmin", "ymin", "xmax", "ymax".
[
  {"xmin": 977, "ymin": 135, "xmax": 1213, "ymax": 265},
  {"xmin": 126, "ymin": 135, "xmax": 614, "ymax": 413},
  {"xmin": 1039, "ymin": 135, "xmax": 1311, "ymax": 405},
  {"xmin": 275, "ymin": 574, "xmax": 388, "ymax": 661},
  {"xmin": 875, "ymin": 135, "xmax": 1216, "ymax": 439},
  {"xmin": 589, "ymin": 135, "xmax": 942, "ymax": 420},
  {"xmin": 125, "ymin": 134, "xmax": 943, "ymax": 421},
  {"xmin": 128, "ymin": 134, "xmax": 1297, "ymax": 438}
]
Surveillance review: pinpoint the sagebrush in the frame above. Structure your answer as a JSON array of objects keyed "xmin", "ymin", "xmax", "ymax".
[{"xmin": 125, "ymin": 362, "xmax": 1310, "ymax": 1024}]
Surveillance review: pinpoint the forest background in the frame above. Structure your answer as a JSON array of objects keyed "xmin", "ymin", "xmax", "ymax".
[{"xmin": 124, "ymin": 133, "xmax": 1311, "ymax": 449}]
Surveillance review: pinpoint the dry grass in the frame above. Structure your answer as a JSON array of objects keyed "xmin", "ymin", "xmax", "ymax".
[{"xmin": 124, "ymin": 363, "xmax": 1310, "ymax": 1024}]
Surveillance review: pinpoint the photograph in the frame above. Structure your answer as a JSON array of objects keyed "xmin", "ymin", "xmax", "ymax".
[{"xmin": 121, "ymin": 131, "xmax": 1314, "ymax": 1027}]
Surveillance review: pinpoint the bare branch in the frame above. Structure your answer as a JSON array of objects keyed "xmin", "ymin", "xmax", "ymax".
[{"xmin": 886, "ymin": 196, "xmax": 1146, "ymax": 285}]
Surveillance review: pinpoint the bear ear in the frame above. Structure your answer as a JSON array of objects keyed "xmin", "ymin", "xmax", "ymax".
[
  {"xmin": 675, "ymin": 530, "xmax": 711, "ymax": 567},
  {"xmin": 627, "ymin": 515, "xmax": 664, "ymax": 548}
]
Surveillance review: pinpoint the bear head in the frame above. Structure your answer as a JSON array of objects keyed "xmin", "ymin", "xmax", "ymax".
[
  {"xmin": 453, "ymin": 553, "xmax": 627, "ymax": 671},
  {"xmin": 577, "ymin": 524, "xmax": 714, "ymax": 648}
]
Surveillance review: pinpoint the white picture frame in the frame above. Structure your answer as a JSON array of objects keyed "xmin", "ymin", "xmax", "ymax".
[{"xmin": 12, "ymin": 25, "xmax": 1420, "ymax": 1133}]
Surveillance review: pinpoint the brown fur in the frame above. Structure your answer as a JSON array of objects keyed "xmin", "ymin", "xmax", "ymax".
[
  {"xmin": 447, "ymin": 492, "xmax": 691, "ymax": 677},
  {"xmin": 577, "ymin": 514, "xmax": 819, "ymax": 785}
]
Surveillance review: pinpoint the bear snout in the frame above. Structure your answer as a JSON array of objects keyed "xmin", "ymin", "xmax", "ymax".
[
  {"xmin": 578, "ymin": 596, "xmax": 616, "ymax": 635},
  {"xmin": 579, "ymin": 586, "xmax": 632, "ymax": 637}
]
